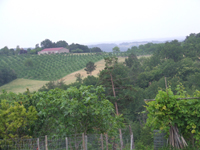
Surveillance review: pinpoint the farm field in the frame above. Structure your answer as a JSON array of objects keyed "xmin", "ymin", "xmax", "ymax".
[
  {"xmin": 0, "ymin": 57, "xmax": 127, "ymax": 93},
  {"xmin": 0, "ymin": 79, "xmax": 48, "ymax": 94},
  {"xmin": 0, "ymin": 53, "xmax": 105, "ymax": 81},
  {"xmin": 0, "ymin": 55, "xmax": 151, "ymax": 94}
]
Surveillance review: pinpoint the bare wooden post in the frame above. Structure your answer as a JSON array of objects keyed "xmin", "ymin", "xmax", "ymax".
[
  {"xmin": 66, "ymin": 137, "xmax": 68, "ymax": 150},
  {"xmin": 82, "ymin": 133, "xmax": 85, "ymax": 150},
  {"xmin": 101, "ymin": 134, "xmax": 104, "ymax": 150},
  {"xmin": 45, "ymin": 135, "xmax": 48, "ymax": 150},
  {"xmin": 37, "ymin": 138, "xmax": 40, "ymax": 150},
  {"xmin": 85, "ymin": 135, "xmax": 87, "ymax": 150},
  {"xmin": 105, "ymin": 133, "xmax": 108, "ymax": 150}
]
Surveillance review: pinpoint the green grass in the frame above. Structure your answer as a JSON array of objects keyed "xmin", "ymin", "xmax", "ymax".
[{"xmin": 0, "ymin": 78, "xmax": 48, "ymax": 94}]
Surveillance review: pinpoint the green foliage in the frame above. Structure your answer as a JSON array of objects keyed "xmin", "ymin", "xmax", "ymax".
[
  {"xmin": 0, "ymin": 100, "xmax": 37, "ymax": 140},
  {"xmin": 145, "ymin": 85, "xmax": 200, "ymax": 145},
  {"xmin": 98, "ymin": 56, "xmax": 143, "ymax": 121},
  {"xmin": 84, "ymin": 61, "xmax": 96, "ymax": 75},
  {"xmin": 0, "ymin": 67, "xmax": 17, "ymax": 86},
  {"xmin": 112, "ymin": 46, "xmax": 120, "ymax": 53},
  {"xmin": 160, "ymin": 40, "xmax": 183, "ymax": 62},
  {"xmin": 90, "ymin": 47, "xmax": 102, "ymax": 52},
  {"xmin": 75, "ymin": 73, "xmax": 83, "ymax": 83},
  {"xmin": 183, "ymin": 33, "xmax": 200, "ymax": 60},
  {"xmin": 36, "ymin": 86, "xmax": 124, "ymax": 136},
  {"xmin": 125, "ymin": 53, "xmax": 140, "ymax": 68},
  {"xmin": 68, "ymin": 43, "xmax": 90, "ymax": 53},
  {"xmin": 0, "ymin": 46, "xmax": 13, "ymax": 56},
  {"xmin": 71, "ymin": 48, "xmax": 83, "ymax": 53},
  {"xmin": 41, "ymin": 39, "xmax": 54, "ymax": 48},
  {"xmin": 127, "ymin": 43, "xmax": 163, "ymax": 56},
  {"xmin": 104, "ymin": 56, "xmax": 118, "ymax": 70},
  {"xmin": 38, "ymin": 79, "xmax": 66, "ymax": 92},
  {"xmin": 55, "ymin": 40, "xmax": 68, "ymax": 48},
  {"xmin": 82, "ymin": 75, "xmax": 98, "ymax": 86},
  {"xmin": 24, "ymin": 58, "xmax": 33, "ymax": 68}
]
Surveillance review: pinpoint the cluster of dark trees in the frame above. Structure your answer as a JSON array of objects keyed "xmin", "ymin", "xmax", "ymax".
[
  {"xmin": 40, "ymin": 39, "xmax": 68, "ymax": 48},
  {"xmin": 0, "ymin": 46, "xmax": 17, "ymax": 56},
  {"xmin": 0, "ymin": 67, "xmax": 17, "ymax": 86},
  {"xmin": 0, "ymin": 39, "xmax": 103, "ymax": 56},
  {"xmin": 127, "ymin": 43, "xmax": 164, "ymax": 55}
]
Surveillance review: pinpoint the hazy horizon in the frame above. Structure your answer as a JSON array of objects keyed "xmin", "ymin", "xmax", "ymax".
[{"xmin": 0, "ymin": 0, "xmax": 200, "ymax": 48}]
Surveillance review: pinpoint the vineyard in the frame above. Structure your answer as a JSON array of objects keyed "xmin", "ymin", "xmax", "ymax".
[{"xmin": 0, "ymin": 52, "xmax": 130, "ymax": 81}]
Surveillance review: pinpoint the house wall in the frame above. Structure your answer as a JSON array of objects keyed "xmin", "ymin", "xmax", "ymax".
[
  {"xmin": 38, "ymin": 48, "xmax": 69, "ymax": 55},
  {"xmin": 58, "ymin": 48, "xmax": 69, "ymax": 53}
]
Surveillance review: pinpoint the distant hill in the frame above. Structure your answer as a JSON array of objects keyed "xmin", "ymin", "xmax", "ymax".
[
  {"xmin": 87, "ymin": 36, "xmax": 185, "ymax": 52},
  {"xmin": 87, "ymin": 41, "xmax": 163, "ymax": 52},
  {"xmin": 88, "ymin": 43, "xmax": 117, "ymax": 52}
]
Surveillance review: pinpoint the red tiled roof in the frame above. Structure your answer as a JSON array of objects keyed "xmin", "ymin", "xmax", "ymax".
[{"xmin": 41, "ymin": 47, "xmax": 64, "ymax": 52}]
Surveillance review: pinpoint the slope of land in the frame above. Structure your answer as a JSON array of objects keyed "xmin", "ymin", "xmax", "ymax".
[
  {"xmin": 61, "ymin": 57, "xmax": 127, "ymax": 84},
  {"xmin": 0, "ymin": 57, "xmax": 127, "ymax": 93},
  {"xmin": 0, "ymin": 53, "xmax": 105, "ymax": 81},
  {"xmin": 0, "ymin": 55, "xmax": 151, "ymax": 94},
  {"xmin": 0, "ymin": 79, "xmax": 48, "ymax": 94}
]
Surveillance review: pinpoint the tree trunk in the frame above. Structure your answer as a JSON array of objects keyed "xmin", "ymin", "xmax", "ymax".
[{"xmin": 110, "ymin": 73, "xmax": 123, "ymax": 149}]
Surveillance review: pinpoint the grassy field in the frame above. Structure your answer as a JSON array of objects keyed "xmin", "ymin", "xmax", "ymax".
[
  {"xmin": 0, "ymin": 79, "xmax": 48, "ymax": 94},
  {"xmin": 0, "ymin": 55, "xmax": 151, "ymax": 94},
  {"xmin": 61, "ymin": 57, "xmax": 127, "ymax": 84}
]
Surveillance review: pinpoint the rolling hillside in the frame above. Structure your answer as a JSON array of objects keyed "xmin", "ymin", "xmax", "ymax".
[
  {"xmin": 0, "ymin": 57, "xmax": 128, "ymax": 93},
  {"xmin": 0, "ymin": 53, "xmax": 104, "ymax": 81},
  {"xmin": 0, "ymin": 53, "xmax": 131, "ymax": 81}
]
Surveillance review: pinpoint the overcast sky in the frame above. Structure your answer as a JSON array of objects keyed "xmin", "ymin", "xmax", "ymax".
[{"xmin": 0, "ymin": 0, "xmax": 200, "ymax": 48}]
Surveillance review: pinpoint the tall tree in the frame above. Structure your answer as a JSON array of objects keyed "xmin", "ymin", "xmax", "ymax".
[
  {"xmin": 40, "ymin": 39, "xmax": 53, "ymax": 48},
  {"xmin": 75, "ymin": 73, "xmax": 83, "ymax": 83},
  {"xmin": 90, "ymin": 47, "xmax": 102, "ymax": 52},
  {"xmin": 68, "ymin": 43, "xmax": 90, "ymax": 53},
  {"xmin": 112, "ymin": 46, "xmax": 120, "ymax": 53},
  {"xmin": 0, "ymin": 46, "xmax": 10, "ymax": 56},
  {"xmin": 98, "ymin": 56, "xmax": 127, "ymax": 149},
  {"xmin": 55, "ymin": 40, "xmax": 68, "ymax": 48},
  {"xmin": 35, "ymin": 44, "xmax": 40, "ymax": 49},
  {"xmin": 15, "ymin": 45, "xmax": 21, "ymax": 55}
]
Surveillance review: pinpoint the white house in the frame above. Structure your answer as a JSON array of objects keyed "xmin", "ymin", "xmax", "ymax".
[{"xmin": 38, "ymin": 47, "xmax": 69, "ymax": 55}]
